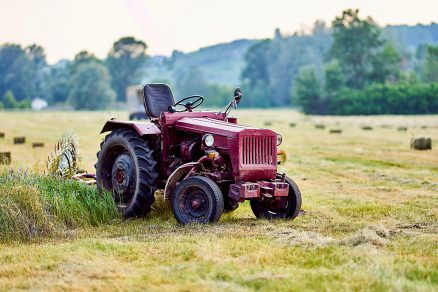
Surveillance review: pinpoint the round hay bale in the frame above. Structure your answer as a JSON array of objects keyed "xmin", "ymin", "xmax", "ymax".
[
  {"xmin": 13, "ymin": 137, "xmax": 26, "ymax": 144},
  {"xmin": 264, "ymin": 122, "xmax": 272, "ymax": 126},
  {"xmin": 0, "ymin": 132, "xmax": 4, "ymax": 138},
  {"xmin": 361, "ymin": 126, "xmax": 373, "ymax": 131},
  {"xmin": 289, "ymin": 123, "xmax": 296, "ymax": 127},
  {"xmin": 315, "ymin": 124, "xmax": 325, "ymax": 129},
  {"xmin": 32, "ymin": 143, "xmax": 45, "ymax": 148},
  {"xmin": 0, "ymin": 152, "xmax": 11, "ymax": 165},
  {"xmin": 410, "ymin": 137, "xmax": 432, "ymax": 150},
  {"xmin": 329, "ymin": 129, "xmax": 342, "ymax": 134}
]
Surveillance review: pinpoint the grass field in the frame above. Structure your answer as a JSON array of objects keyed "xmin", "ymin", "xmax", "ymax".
[{"xmin": 0, "ymin": 110, "xmax": 437, "ymax": 291}]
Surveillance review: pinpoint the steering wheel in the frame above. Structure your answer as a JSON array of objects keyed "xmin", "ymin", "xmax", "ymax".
[{"xmin": 172, "ymin": 95, "xmax": 204, "ymax": 112}]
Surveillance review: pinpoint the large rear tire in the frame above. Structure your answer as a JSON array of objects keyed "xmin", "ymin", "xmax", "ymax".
[
  {"xmin": 95, "ymin": 129, "xmax": 158, "ymax": 218},
  {"xmin": 172, "ymin": 176, "xmax": 224, "ymax": 224},
  {"xmin": 250, "ymin": 175, "xmax": 301, "ymax": 220}
]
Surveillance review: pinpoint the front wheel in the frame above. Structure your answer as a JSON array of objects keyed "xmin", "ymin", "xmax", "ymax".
[
  {"xmin": 250, "ymin": 175, "xmax": 302, "ymax": 220},
  {"xmin": 172, "ymin": 176, "xmax": 224, "ymax": 224}
]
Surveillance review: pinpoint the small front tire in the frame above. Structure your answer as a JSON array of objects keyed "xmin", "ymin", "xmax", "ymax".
[
  {"xmin": 172, "ymin": 176, "xmax": 224, "ymax": 224},
  {"xmin": 250, "ymin": 175, "xmax": 302, "ymax": 220}
]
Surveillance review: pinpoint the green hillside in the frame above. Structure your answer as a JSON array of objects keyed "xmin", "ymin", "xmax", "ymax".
[
  {"xmin": 142, "ymin": 24, "xmax": 438, "ymax": 90},
  {"xmin": 143, "ymin": 39, "xmax": 257, "ymax": 86}
]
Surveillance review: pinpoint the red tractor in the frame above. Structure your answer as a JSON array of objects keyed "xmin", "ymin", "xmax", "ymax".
[{"xmin": 96, "ymin": 84, "xmax": 301, "ymax": 224}]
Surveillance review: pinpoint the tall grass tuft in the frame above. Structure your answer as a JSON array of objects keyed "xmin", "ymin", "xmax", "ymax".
[{"xmin": 0, "ymin": 170, "xmax": 119, "ymax": 242}]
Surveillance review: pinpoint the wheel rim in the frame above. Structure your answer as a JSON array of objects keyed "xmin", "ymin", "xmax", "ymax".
[
  {"xmin": 100, "ymin": 145, "xmax": 137, "ymax": 209},
  {"xmin": 111, "ymin": 153, "xmax": 135, "ymax": 200},
  {"xmin": 178, "ymin": 186, "xmax": 210, "ymax": 222},
  {"xmin": 261, "ymin": 197, "xmax": 289, "ymax": 216}
]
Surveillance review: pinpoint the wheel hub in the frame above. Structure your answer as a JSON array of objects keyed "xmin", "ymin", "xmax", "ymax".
[
  {"xmin": 111, "ymin": 154, "xmax": 134, "ymax": 196},
  {"xmin": 183, "ymin": 190, "xmax": 209, "ymax": 219}
]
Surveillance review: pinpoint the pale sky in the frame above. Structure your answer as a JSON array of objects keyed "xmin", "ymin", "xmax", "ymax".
[{"xmin": 0, "ymin": 0, "xmax": 437, "ymax": 64}]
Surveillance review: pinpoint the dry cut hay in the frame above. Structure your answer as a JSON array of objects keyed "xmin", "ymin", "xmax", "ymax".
[
  {"xmin": 315, "ymin": 124, "xmax": 325, "ymax": 129},
  {"xmin": 13, "ymin": 137, "xmax": 25, "ymax": 144},
  {"xmin": 46, "ymin": 130, "xmax": 80, "ymax": 178},
  {"xmin": 0, "ymin": 152, "xmax": 11, "ymax": 165},
  {"xmin": 329, "ymin": 129, "xmax": 342, "ymax": 134},
  {"xmin": 410, "ymin": 137, "xmax": 432, "ymax": 150},
  {"xmin": 32, "ymin": 142, "xmax": 45, "ymax": 148}
]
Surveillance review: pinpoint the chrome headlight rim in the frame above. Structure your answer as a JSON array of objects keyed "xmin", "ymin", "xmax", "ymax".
[
  {"xmin": 276, "ymin": 133, "xmax": 283, "ymax": 146},
  {"xmin": 203, "ymin": 134, "xmax": 215, "ymax": 147}
]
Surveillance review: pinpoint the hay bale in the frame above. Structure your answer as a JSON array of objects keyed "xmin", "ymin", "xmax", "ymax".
[
  {"xmin": 361, "ymin": 126, "xmax": 373, "ymax": 131},
  {"xmin": 315, "ymin": 124, "xmax": 325, "ymax": 129},
  {"xmin": 0, "ymin": 152, "xmax": 11, "ymax": 165},
  {"xmin": 397, "ymin": 127, "xmax": 408, "ymax": 132},
  {"xmin": 421, "ymin": 125, "xmax": 428, "ymax": 129},
  {"xmin": 32, "ymin": 142, "xmax": 45, "ymax": 148},
  {"xmin": 289, "ymin": 123, "xmax": 296, "ymax": 127},
  {"xmin": 13, "ymin": 137, "xmax": 26, "ymax": 144},
  {"xmin": 264, "ymin": 122, "xmax": 272, "ymax": 126},
  {"xmin": 0, "ymin": 132, "xmax": 4, "ymax": 138},
  {"xmin": 329, "ymin": 129, "xmax": 342, "ymax": 134},
  {"xmin": 410, "ymin": 137, "xmax": 432, "ymax": 150}
]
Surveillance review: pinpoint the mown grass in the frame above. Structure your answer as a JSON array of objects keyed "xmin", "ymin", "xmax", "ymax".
[
  {"xmin": 0, "ymin": 170, "xmax": 119, "ymax": 242},
  {"xmin": 0, "ymin": 110, "xmax": 437, "ymax": 291}
]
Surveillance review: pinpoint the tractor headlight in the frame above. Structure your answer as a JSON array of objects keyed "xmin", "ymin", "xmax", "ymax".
[
  {"xmin": 276, "ymin": 134, "xmax": 283, "ymax": 146},
  {"xmin": 203, "ymin": 134, "xmax": 215, "ymax": 147}
]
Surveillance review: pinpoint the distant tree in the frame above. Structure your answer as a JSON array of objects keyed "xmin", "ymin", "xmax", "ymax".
[
  {"xmin": 25, "ymin": 44, "xmax": 47, "ymax": 67},
  {"xmin": 0, "ymin": 44, "xmax": 35, "ymax": 100},
  {"xmin": 49, "ymin": 60, "xmax": 71, "ymax": 104},
  {"xmin": 292, "ymin": 66, "xmax": 323, "ymax": 114},
  {"xmin": 331, "ymin": 9, "xmax": 384, "ymax": 88},
  {"xmin": 174, "ymin": 66, "xmax": 209, "ymax": 98},
  {"xmin": 2, "ymin": 90, "xmax": 18, "ymax": 109},
  {"xmin": 107, "ymin": 37, "xmax": 148, "ymax": 101},
  {"xmin": 423, "ymin": 45, "xmax": 438, "ymax": 83},
  {"xmin": 241, "ymin": 40, "xmax": 271, "ymax": 106},
  {"xmin": 370, "ymin": 44, "xmax": 402, "ymax": 83},
  {"xmin": 71, "ymin": 51, "xmax": 100, "ymax": 74},
  {"xmin": 324, "ymin": 61, "xmax": 346, "ymax": 98},
  {"xmin": 25, "ymin": 44, "xmax": 52, "ymax": 100},
  {"xmin": 67, "ymin": 62, "xmax": 116, "ymax": 110}
]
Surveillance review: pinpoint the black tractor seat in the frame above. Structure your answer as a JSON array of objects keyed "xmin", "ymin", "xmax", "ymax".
[{"xmin": 143, "ymin": 83, "xmax": 175, "ymax": 118}]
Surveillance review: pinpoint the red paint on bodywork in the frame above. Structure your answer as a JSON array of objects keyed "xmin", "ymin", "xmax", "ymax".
[
  {"xmin": 175, "ymin": 117, "xmax": 277, "ymax": 181},
  {"xmin": 100, "ymin": 120, "xmax": 161, "ymax": 135}
]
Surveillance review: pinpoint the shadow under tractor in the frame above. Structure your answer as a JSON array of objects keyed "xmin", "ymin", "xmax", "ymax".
[{"xmin": 95, "ymin": 84, "xmax": 301, "ymax": 224}]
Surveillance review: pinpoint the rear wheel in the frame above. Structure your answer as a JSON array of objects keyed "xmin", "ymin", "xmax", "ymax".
[
  {"xmin": 95, "ymin": 129, "xmax": 158, "ymax": 218},
  {"xmin": 250, "ymin": 175, "xmax": 301, "ymax": 220},
  {"xmin": 172, "ymin": 176, "xmax": 224, "ymax": 224}
]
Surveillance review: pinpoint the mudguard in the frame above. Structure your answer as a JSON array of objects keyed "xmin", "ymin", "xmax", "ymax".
[
  {"xmin": 164, "ymin": 162, "xmax": 198, "ymax": 200},
  {"xmin": 100, "ymin": 120, "xmax": 161, "ymax": 136}
]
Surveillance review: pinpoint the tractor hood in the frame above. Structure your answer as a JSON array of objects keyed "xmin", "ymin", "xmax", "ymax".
[
  {"xmin": 175, "ymin": 117, "xmax": 275, "ymax": 138},
  {"xmin": 175, "ymin": 117, "xmax": 278, "ymax": 181}
]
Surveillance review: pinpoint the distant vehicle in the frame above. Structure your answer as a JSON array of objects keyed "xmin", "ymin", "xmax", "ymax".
[
  {"xmin": 126, "ymin": 85, "xmax": 147, "ymax": 120},
  {"xmin": 96, "ymin": 84, "xmax": 301, "ymax": 224}
]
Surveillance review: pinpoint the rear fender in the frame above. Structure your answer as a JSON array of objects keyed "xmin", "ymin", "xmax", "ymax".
[{"xmin": 100, "ymin": 120, "xmax": 161, "ymax": 136}]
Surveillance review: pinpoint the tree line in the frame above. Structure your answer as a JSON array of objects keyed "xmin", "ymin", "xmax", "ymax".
[
  {"xmin": 241, "ymin": 9, "xmax": 438, "ymax": 114},
  {"xmin": 0, "ymin": 37, "xmax": 148, "ymax": 110},
  {"xmin": 0, "ymin": 8, "xmax": 437, "ymax": 114}
]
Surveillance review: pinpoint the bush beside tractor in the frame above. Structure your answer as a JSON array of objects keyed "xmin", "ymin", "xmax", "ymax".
[{"xmin": 95, "ymin": 84, "xmax": 301, "ymax": 224}]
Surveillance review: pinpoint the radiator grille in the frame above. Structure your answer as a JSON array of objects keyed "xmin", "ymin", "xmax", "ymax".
[{"xmin": 241, "ymin": 136, "xmax": 275, "ymax": 165}]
